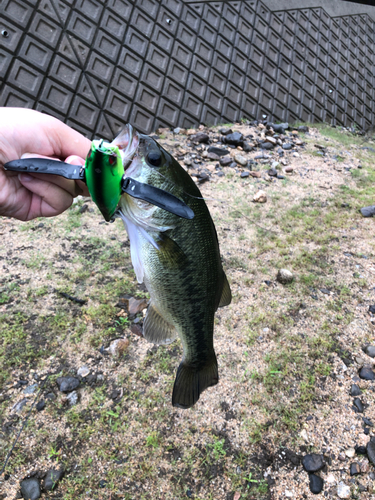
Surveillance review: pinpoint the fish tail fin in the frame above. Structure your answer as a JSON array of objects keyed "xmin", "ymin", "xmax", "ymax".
[{"xmin": 172, "ymin": 355, "xmax": 218, "ymax": 409}]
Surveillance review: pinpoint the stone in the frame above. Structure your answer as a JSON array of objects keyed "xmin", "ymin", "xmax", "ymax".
[
  {"xmin": 23, "ymin": 384, "xmax": 38, "ymax": 395},
  {"xmin": 350, "ymin": 384, "xmax": 362, "ymax": 396},
  {"xmin": 363, "ymin": 417, "xmax": 373, "ymax": 427},
  {"xmin": 356, "ymin": 445, "xmax": 367, "ymax": 455},
  {"xmin": 369, "ymin": 306, "xmax": 375, "ymax": 315},
  {"xmin": 267, "ymin": 168, "xmax": 278, "ymax": 177},
  {"xmin": 66, "ymin": 391, "xmax": 78, "ymax": 406},
  {"xmin": 337, "ymin": 482, "xmax": 351, "ymax": 499},
  {"xmin": 298, "ymin": 125, "xmax": 309, "ymax": 133},
  {"xmin": 128, "ymin": 297, "xmax": 148, "ymax": 315},
  {"xmin": 56, "ymin": 377, "xmax": 79, "ymax": 392},
  {"xmin": 276, "ymin": 269, "xmax": 294, "ymax": 285},
  {"xmin": 265, "ymin": 136, "xmax": 277, "ymax": 145},
  {"xmin": 267, "ymin": 122, "xmax": 288, "ymax": 134},
  {"xmin": 359, "ymin": 366, "xmax": 375, "ymax": 380},
  {"xmin": 12, "ymin": 398, "xmax": 29, "ymax": 413},
  {"xmin": 309, "ymin": 474, "xmax": 324, "ymax": 494},
  {"xmin": 302, "ymin": 453, "xmax": 324, "ymax": 472},
  {"xmin": 234, "ymin": 154, "xmax": 248, "ymax": 166},
  {"xmin": 353, "ymin": 398, "xmax": 364, "ymax": 413},
  {"xmin": 360, "ymin": 206, "xmax": 375, "ymax": 217},
  {"xmin": 243, "ymin": 141, "xmax": 254, "ymax": 152},
  {"xmin": 350, "ymin": 463, "xmax": 361, "ymax": 476},
  {"xmin": 282, "ymin": 143, "xmax": 293, "ymax": 150},
  {"xmin": 284, "ymin": 166, "xmax": 294, "ymax": 173},
  {"xmin": 220, "ymin": 156, "xmax": 233, "ymax": 166},
  {"xmin": 77, "ymin": 366, "xmax": 90, "ymax": 378},
  {"xmin": 240, "ymin": 172, "xmax": 250, "ymax": 178},
  {"xmin": 108, "ymin": 338, "xmax": 130, "ymax": 358},
  {"xmin": 20, "ymin": 478, "xmax": 41, "ymax": 500},
  {"xmin": 367, "ymin": 440, "xmax": 375, "ymax": 466},
  {"xmin": 36, "ymin": 400, "xmax": 45, "ymax": 412},
  {"xmin": 44, "ymin": 468, "xmax": 64, "ymax": 491},
  {"xmin": 345, "ymin": 448, "xmax": 356, "ymax": 458},
  {"xmin": 223, "ymin": 132, "xmax": 243, "ymax": 146},
  {"xmin": 190, "ymin": 132, "xmax": 209, "ymax": 144},
  {"xmin": 260, "ymin": 141, "xmax": 274, "ymax": 150},
  {"xmin": 253, "ymin": 190, "xmax": 267, "ymax": 203},
  {"xmin": 207, "ymin": 146, "xmax": 230, "ymax": 157},
  {"xmin": 219, "ymin": 127, "xmax": 233, "ymax": 135},
  {"xmin": 207, "ymin": 152, "xmax": 220, "ymax": 161},
  {"xmin": 249, "ymin": 171, "xmax": 261, "ymax": 178}
]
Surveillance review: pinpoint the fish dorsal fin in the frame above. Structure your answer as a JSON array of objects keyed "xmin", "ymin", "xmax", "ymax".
[
  {"xmin": 143, "ymin": 302, "xmax": 177, "ymax": 345},
  {"xmin": 218, "ymin": 272, "xmax": 231, "ymax": 308},
  {"xmin": 156, "ymin": 233, "xmax": 189, "ymax": 270}
]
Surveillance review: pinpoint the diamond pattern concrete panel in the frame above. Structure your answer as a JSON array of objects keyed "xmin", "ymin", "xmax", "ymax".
[{"xmin": 1, "ymin": 0, "xmax": 375, "ymax": 139}]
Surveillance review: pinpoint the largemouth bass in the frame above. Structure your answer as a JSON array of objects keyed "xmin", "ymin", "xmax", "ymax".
[{"xmin": 113, "ymin": 125, "xmax": 231, "ymax": 409}]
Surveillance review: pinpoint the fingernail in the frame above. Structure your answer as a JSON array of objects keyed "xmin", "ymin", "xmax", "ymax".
[
  {"xmin": 18, "ymin": 173, "xmax": 33, "ymax": 182},
  {"xmin": 21, "ymin": 153, "xmax": 33, "ymax": 159}
]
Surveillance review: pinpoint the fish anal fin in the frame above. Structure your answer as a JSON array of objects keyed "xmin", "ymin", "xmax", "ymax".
[
  {"xmin": 172, "ymin": 355, "xmax": 218, "ymax": 409},
  {"xmin": 143, "ymin": 303, "xmax": 177, "ymax": 345},
  {"xmin": 218, "ymin": 272, "xmax": 232, "ymax": 308},
  {"xmin": 156, "ymin": 233, "xmax": 189, "ymax": 270}
]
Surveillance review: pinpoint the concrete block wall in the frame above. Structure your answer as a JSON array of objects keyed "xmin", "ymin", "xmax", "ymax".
[{"xmin": 0, "ymin": 0, "xmax": 374, "ymax": 138}]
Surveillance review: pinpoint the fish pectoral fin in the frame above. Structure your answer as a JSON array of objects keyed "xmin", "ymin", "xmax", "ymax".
[
  {"xmin": 156, "ymin": 233, "xmax": 189, "ymax": 270},
  {"xmin": 172, "ymin": 355, "xmax": 218, "ymax": 409},
  {"xmin": 218, "ymin": 272, "xmax": 232, "ymax": 308},
  {"xmin": 143, "ymin": 303, "xmax": 177, "ymax": 345}
]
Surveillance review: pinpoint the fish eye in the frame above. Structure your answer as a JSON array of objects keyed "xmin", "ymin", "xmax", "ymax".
[
  {"xmin": 108, "ymin": 155, "xmax": 117, "ymax": 165},
  {"xmin": 146, "ymin": 151, "xmax": 162, "ymax": 167}
]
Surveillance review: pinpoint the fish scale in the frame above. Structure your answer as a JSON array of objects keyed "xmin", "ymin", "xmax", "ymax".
[{"xmin": 115, "ymin": 125, "xmax": 231, "ymax": 408}]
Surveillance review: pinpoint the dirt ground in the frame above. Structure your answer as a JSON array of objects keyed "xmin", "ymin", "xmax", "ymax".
[{"xmin": 1, "ymin": 122, "xmax": 375, "ymax": 499}]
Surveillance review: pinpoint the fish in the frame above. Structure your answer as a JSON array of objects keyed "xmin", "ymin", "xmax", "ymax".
[{"xmin": 112, "ymin": 124, "xmax": 231, "ymax": 409}]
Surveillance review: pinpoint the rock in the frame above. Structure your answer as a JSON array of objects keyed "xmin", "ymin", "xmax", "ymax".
[
  {"xmin": 108, "ymin": 338, "xmax": 130, "ymax": 358},
  {"xmin": 356, "ymin": 445, "xmax": 367, "ymax": 455},
  {"xmin": 66, "ymin": 390, "xmax": 78, "ymax": 406},
  {"xmin": 367, "ymin": 440, "xmax": 375, "ymax": 465},
  {"xmin": 128, "ymin": 297, "xmax": 148, "ymax": 315},
  {"xmin": 186, "ymin": 129, "xmax": 196, "ymax": 136},
  {"xmin": 276, "ymin": 269, "xmax": 294, "ymax": 285},
  {"xmin": 36, "ymin": 400, "xmax": 45, "ymax": 412},
  {"xmin": 265, "ymin": 136, "xmax": 277, "ymax": 145},
  {"xmin": 190, "ymin": 132, "xmax": 209, "ymax": 144},
  {"xmin": 267, "ymin": 122, "xmax": 288, "ymax": 134},
  {"xmin": 338, "ymin": 452, "xmax": 346, "ymax": 461},
  {"xmin": 207, "ymin": 146, "xmax": 230, "ymax": 157},
  {"xmin": 337, "ymin": 482, "xmax": 351, "ymax": 499},
  {"xmin": 298, "ymin": 125, "xmax": 309, "ymax": 133},
  {"xmin": 350, "ymin": 463, "xmax": 361, "ymax": 476},
  {"xmin": 302, "ymin": 453, "xmax": 324, "ymax": 472},
  {"xmin": 369, "ymin": 306, "xmax": 375, "ymax": 315},
  {"xmin": 207, "ymin": 152, "xmax": 220, "ymax": 161},
  {"xmin": 240, "ymin": 172, "xmax": 250, "ymax": 178},
  {"xmin": 219, "ymin": 127, "xmax": 233, "ymax": 135},
  {"xmin": 360, "ymin": 206, "xmax": 375, "ymax": 217},
  {"xmin": 173, "ymin": 127, "xmax": 181, "ymax": 134},
  {"xmin": 359, "ymin": 366, "xmax": 375, "ymax": 380},
  {"xmin": 243, "ymin": 141, "xmax": 254, "ymax": 152},
  {"xmin": 20, "ymin": 478, "xmax": 41, "ymax": 500},
  {"xmin": 284, "ymin": 166, "xmax": 294, "ymax": 173},
  {"xmin": 259, "ymin": 141, "xmax": 274, "ymax": 150},
  {"xmin": 353, "ymin": 398, "xmax": 364, "ymax": 413},
  {"xmin": 44, "ymin": 468, "xmax": 64, "ymax": 491},
  {"xmin": 350, "ymin": 384, "xmax": 362, "ymax": 396},
  {"xmin": 56, "ymin": 377, "xmax": 80, "ymax": 393},
  {"xmin": 345, "ymin": 448, "xmax": 356, "ymax": 458},
  {"xmin": 220, "ymin": 156, "xmax": 233, "ymax": 166},
  {"xmin": 249, "ymin": 171, "xmax": 261, "ymax": 178},
  {"xmin": 23, "ymin": 384, "xmax": 38, "ymax": 395},
  {"xmin": 253, "ymin": 190, "xmax": 267, "ymax": 203},
  {"xmin": 282, "ymin": 143, "xmax": 293, "ymax": 150},
  {"xmin": 77, "ymin": 366, "xmax": 90, "ymax": 378},
  {"xmin": 223, "ymin": 132, "xmax": 243, "ymax": 146},
  {"xmin": 234, "ymin": 154, "xmax": 248, "ymax": 166},
  {"xmin": 362, "ymin": 417, "xmax": 373, "ymax": 427},
  {"xmin": 268, "ymin": 168, "xmax": 278, "ymax": 177},
  {"xmin": 12, "ymin": 398, "xmax": 29, "ymax": 413},
  {"xmin": 309, "ymin": 473, "xmax": 324, "ymax": 494}
]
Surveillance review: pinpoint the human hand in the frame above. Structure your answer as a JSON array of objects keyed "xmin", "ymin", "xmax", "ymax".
[{"xmin": 0, "ymin": 107, "xmax": 91, "ymax": 221}]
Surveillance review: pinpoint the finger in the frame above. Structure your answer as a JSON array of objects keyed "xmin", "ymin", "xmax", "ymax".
[
  {"xmin": 65, "ymin": 155, "xmax": 85, "ymax": 166},
  {"xmin": 18, "ymin": 172, "xmax": 81, "ymax": 198},
  {"xmin": 17, "ymin": 173, "xmax": 74, "ymax": 218}
]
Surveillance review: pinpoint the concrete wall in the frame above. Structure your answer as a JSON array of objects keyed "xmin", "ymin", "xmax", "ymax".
[{"xmin": 0, "ymin": 0, "xmax": 374, "ymax": 138}]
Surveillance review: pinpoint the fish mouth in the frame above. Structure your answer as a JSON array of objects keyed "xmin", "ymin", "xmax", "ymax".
[{"xmin": 115, "ymin": 123, "xmax": 139, "ymax": 173}]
